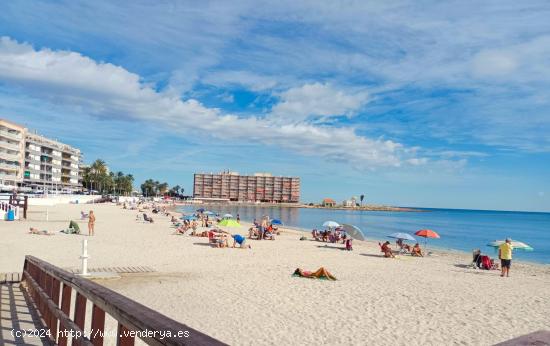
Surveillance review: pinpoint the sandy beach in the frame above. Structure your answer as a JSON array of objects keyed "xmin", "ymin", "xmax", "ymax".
[{"xmin": 2, "ymin": 203, "xmax": 549, "ymax": 345}]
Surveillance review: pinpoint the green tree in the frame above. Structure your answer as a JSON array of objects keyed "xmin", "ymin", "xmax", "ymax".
[
  {"xmin": 141, "ymin": 179, "xmax": 156, "ymax": 197},
  {"xmin": 158, "ymin": 182, "xmax": 169, "ymax": 195}
]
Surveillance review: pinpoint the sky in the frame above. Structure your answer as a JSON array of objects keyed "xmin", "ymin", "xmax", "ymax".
[{"xmin": 0, "ymin": 1, "xmax": 549, "ymax": 212}]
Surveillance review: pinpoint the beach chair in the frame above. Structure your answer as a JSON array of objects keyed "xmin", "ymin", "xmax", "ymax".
[{"xmin": 208, "ymin": 231, "xmax": 219, "ymax": 244}]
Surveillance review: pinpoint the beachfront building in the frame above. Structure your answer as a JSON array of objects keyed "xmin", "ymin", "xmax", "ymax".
[
  {"xmin": 342, "ymin": 197, "xmax": 358, "ymax": 207},
  {"xmin": 0, "ymin": 119, "xmax": 26, "ymax": 191},
  {"xmin": 193, "ymin": 171, "xmax": 300, "ymax": 203},
  {"xmin": 321, "ymin": 198, "xmax": 337, "ymax": 207},
  {"xmin": 24, "ymin": 132, "xmax": 81, "ymax": 193}
]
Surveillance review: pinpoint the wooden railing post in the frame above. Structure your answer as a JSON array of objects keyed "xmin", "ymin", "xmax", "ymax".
[
  {"xmin": 117, "ymin": 324, "xmax": 135, "ymax": 346},
  {"xmin": 58, "ymin": 284, "xmax": 72, "ymax": 346},
  {"xmin": 51, "ymin": 278, "xmax": 61, "ymax": 343},
  {"xmin": 91, "ymin": 305, "xmax": 106, "ymax": 346},
  {"xmin": 74, "ymin": 292, "xmax": 87, "ymax": 345}
]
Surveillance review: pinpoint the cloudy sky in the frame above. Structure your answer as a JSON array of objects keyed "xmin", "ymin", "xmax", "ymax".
[{"xmin": 1, "ymin": 1, "xmax": 549, "ymax": 211}]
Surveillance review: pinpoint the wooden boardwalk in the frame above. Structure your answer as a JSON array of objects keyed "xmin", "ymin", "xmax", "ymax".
[
  {"xmin": 0, "ymin": 283, "xmax": 51, "ymax": 345},
  {"xmin": 1, "ymin": 266, "xmax": 156, "ymax": 284}
]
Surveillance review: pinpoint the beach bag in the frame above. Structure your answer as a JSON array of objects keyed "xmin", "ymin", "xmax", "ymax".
[{"xmin": 481, "ymin": 256, "xmax": 492, "ymax": 270}]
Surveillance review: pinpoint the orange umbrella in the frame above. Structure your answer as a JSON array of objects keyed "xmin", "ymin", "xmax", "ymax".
[
  {"xmin": 414, "ymin": 229, "xmax": 440, "ymax": 254},
  {"xmin": 415, "ymin": 229, "xmax": 440, "ymax": 238}
]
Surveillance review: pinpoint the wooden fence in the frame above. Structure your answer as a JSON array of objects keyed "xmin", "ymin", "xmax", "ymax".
[{"xmin": 21, "ymin": 256, "xmax": 225, "ymax": 346}]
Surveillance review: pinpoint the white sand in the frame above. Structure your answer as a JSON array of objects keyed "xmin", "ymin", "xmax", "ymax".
[{"xmin": 2, "ymin": 203, "xmax": 549, "ymax": 345}]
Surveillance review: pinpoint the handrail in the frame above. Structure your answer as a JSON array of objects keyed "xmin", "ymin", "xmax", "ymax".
[{"xmin": 22, "ymin": 256, "xmax": 226, "ymax": 346}]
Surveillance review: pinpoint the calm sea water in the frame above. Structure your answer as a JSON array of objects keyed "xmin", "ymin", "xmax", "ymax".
[{"xmin": 177, "ymin": 205, "xmax": 550, "ymax": 264}]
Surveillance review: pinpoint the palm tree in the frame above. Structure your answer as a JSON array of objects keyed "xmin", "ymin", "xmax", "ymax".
[
  {"xmin": 170, "ymin": 185, "xmax": 181, "ymax": 196},
  {"xmin": 90, "ymin": 159, "xmax": 107, "ymax": 193},
  {"xmin": 158, "ymin": 182, "xmax": 169, "ymax": 196}
]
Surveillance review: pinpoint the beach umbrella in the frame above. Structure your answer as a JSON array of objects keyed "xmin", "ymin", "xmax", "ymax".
[
  {"xmin": 414, "ymin": 229, "xmax": 440, "ymax": 253},
  {"xmin": 204, "ymin": 211, "xmax": 215, "ymax": 216},
  {"xmin": 341, "ymin": 224, "xmax": 365, "ymax": 241},
  {"xmin": 223, "ymin": 213, "xmax": 233, "ymax": 219},
  {"xmin": 388, "ymin": 232, "xmax": 416, "ymax": 242},
  {"xmin": 196, "ymin": 208, "xmax": 205, "ymax": 213},
  {"xmin": 322, "ymin": 221, "xmax": 340, "ymax": 228},
  {"xmin": 487, "ymin": 240, "xmax": 534, "ymax": 251},
  {"xmin": 183, "ymin": 215, "xmax": 197, "ymax": 221},
  {"xmin": 271, "ymin": 219, "xmax": 283, "ymax": 225},
  {"xmin": 218, "ymin": 218, "xmax": 241, "ymax": 228}
]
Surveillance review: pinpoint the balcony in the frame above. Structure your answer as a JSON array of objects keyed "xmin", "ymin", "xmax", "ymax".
[
  {"xmin": 0, "ymin": 162, "xmax": 19, "ymax": 171},
  {"xmin": 0, "ymin": 140, "xmax": 20, "ymax": 151},
  {"xmin": 0, "ymin": 151, "xmax": 20, "ymax": 161},
  {"xmin": 0, "ymin": 129, "xmax": 22, "ymax": 141},
  {"xmin": 0, "ymin": 171, "xmax": 18, "ymax": 179}
]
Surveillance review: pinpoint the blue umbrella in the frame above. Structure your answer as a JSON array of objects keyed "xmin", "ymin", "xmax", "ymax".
[
  {"xmin": 184, "ymin": 215, "xmax": 197, "ymax": 221},
  {"xmin": 196, "ymin": 208, "xmax": 205, "ymax": 213},
  {"xmin": 204, "ymin": 211, "xmax": 215, "ymax": 215},
  {"xmin": 388, "ymin": 232, "xmax": 416, "ymax": 242},
  {"xmin": 271, "ymin": 219, "xmax": 283, "ymax": 225}
]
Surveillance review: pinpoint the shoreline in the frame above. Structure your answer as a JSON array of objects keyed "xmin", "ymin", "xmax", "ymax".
[{"xmin": 174, "ymin": 205, "xmax": 550, "ymax": 267}]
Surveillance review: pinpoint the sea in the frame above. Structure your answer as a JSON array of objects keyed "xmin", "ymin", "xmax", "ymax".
[{"xmin": 176, "ymin": 205, "xmax": 550, "ymax": 264}]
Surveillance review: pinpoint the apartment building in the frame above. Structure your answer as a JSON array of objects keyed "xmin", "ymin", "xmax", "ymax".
[
  {"xmin": 193, "ymin": 171, "xmax": 300, "ymax": 203},
  {"xmin": 24, "ymin": 132, "xmax": 81, "ymax": 192},
  {"xmin": 0, "ymin": 119, "xmax": 26, "ymax": 191}
]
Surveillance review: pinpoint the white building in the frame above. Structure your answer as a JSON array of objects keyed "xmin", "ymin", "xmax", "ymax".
[
  {"xmin": 24, "ymin": 132, "xmax": 82, "ymax": 193},
  {"xmin": 0, "ymin": 119, "xmax": 26, "ymax": 191}
]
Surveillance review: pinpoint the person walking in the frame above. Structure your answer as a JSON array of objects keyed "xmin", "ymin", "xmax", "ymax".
[
  {"xmin": 88, "ymin": 210, "xmax": 96, "ymax": 236},
  {"xmin": 499, "ymin": 238, "xmax": 513, "ymax": 277}
]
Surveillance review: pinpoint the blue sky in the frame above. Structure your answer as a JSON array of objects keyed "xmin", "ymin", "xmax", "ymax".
[{"xmin": 1, "ymin": 1, "xmax": 549, "ymax": 211}]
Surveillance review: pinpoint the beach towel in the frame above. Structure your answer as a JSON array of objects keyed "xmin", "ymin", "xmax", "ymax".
[
  {"xmin": 60, "ymin": 228, "xmax": 78, "ymax": 234},
  {"xmin": 292, "ymin": 267, "xmax": 337, "ymax": 281}
]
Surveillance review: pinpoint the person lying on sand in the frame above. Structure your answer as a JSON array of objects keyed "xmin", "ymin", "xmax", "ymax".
[
  {"xmin": 380, "ymin": 241, "xmax": 395, "ymax": 258},
  {"xmin": 293, "ymin": 267, "xmax": 336, "ymax": 280},
  {"xmin": 411, "ymin": 243, "xmax": 424, "ymax": 257},
  {"xmin": 29, "ymin": 227, "xmax": 54, "ymax": 236}
]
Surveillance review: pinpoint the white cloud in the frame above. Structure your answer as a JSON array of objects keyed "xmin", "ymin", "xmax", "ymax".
[
  {"xmin": 0, "ymin": 37, "xmax": 420, "ymax": 168},
  {"xmin": 271, "ymin": 83, "xmax": 369, "ymax": 123}
]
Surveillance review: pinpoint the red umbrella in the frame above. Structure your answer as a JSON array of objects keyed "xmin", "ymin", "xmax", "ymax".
[{"xmin": 414, "ymin": 229, "xmax": 440, "ymax": 254}]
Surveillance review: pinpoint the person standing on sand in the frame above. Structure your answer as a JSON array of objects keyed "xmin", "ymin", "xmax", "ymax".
[
  {"xmin": 88, "ymin": 210, "xmax": 96, "ymax": 236},
  {"xmin": 499, "ymin": 238, "xmax": 513, "ymax": 277}
]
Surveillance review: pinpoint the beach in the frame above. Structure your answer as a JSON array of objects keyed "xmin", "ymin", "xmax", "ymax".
[{"xmin": 2, "ymin": 203, "xmax": 550, "ymax": 345}]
